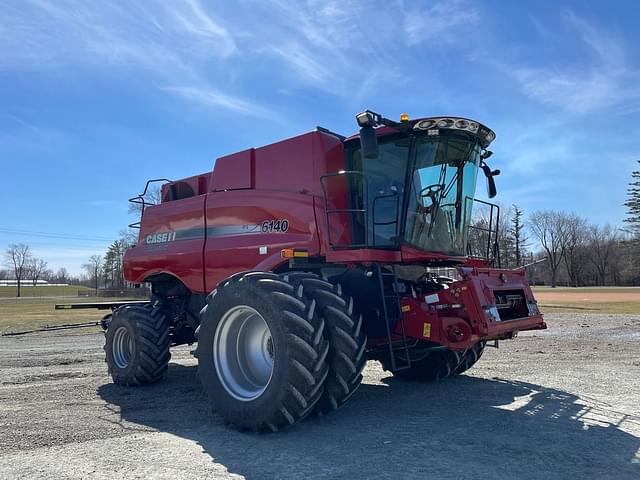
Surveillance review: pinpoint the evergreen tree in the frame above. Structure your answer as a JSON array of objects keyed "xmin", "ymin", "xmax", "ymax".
[
  {"xmin": 624, "ymin": 160, "xmax": 640, "ymax": 238},
  {"xmin": 509, "ymin": 205, "xmax": 528, "ymax": 266}
]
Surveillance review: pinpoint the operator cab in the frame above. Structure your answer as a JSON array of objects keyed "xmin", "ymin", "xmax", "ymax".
[{"xmin": 321, "ymin": 112, "xmax": 500, "ymax": 263}]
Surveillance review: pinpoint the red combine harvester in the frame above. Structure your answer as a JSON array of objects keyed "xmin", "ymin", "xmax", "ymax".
[{"xmin": 106, "ymin": 111, "xmax": 546, "ymax": 431}]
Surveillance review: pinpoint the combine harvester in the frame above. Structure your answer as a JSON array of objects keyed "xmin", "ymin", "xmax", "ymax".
[{"xmin": 78, "ymin": 111, "xmax": 548, "ymax": 431}]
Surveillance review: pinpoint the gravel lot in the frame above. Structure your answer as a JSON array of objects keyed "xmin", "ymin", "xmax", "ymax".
[{"xmin": 1, "ymin": 313, "xmax": 639, "ymax": 479}]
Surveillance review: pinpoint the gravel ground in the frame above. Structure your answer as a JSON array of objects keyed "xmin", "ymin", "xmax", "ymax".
[{"xmin": 0, "ymin": 313, "xmax": 639, "ymax": 480}]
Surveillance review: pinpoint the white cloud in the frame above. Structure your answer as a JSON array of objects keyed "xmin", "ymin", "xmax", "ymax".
[
  {"xmin": 0, "ymin": 0, "xmax": 258, "ymax": 116},
  {"xmin": 506, "ymin": 11, "xmax": 640, "ymax": 114},
  {"xmin": 159, "ymin": 86, "xmax": 280, "ymax": 121},
  {"xmin": 400, "ymin": 0, "xmax": 479, "ymax": 46}
]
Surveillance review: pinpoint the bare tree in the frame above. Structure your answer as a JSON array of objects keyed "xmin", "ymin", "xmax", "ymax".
[
  {"xmin": 55, "ymin": 267, "xmax": 69, "ymax": 284},
  {"xmin": 560, "ymin": 214, "xmax": 589, "ymax": 287},
  {"xmin": 26, "ymin": 258, "xmax": 48, "ymax": 286},
  {"xmin": 82, "ymin": 254, "xmax": 103, "ymax": 293},
  {"xmin": 588, "ymin": 224, "xmax": 619, "ymax": 286},
  {"xmin": 4, "ymin": 244, "xmax": 32, "ymax": 297},
  {"xmin": 528, "ymin": 211, "xmax": 567, "ymax": 287},
  {"xmin": 128, "ymin": 185, "xmax": 161, "ymax": 216}
]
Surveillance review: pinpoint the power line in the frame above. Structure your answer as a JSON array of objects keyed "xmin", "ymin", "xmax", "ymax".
[{"xmin": 0, "ymin": 228, "xmax": 114, "ymax": 242}]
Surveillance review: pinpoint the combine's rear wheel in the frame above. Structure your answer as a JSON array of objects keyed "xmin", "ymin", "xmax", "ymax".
[
  {"xmin": 281, "ymin": 272, "xmax": 367, "ymax": 416},
  {"xmin": 104, "ymin": 304, "xmax": 171, "ymax": 386},
  {"xmin": 196, "ymin": 272, "xmax": 330, "ymax": 432}
]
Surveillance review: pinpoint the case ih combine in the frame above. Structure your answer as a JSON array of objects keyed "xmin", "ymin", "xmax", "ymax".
[{"xmin": 105, "ymin": 111, "xmax": 546, "ymax": 431}]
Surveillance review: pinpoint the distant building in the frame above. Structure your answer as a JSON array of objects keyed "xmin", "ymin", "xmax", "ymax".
[{"xmin": 0, "ymin": 279, "xmax": 68, "ymax": 287}]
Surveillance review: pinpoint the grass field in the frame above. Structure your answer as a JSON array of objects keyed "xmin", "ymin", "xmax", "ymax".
[
  {"xmin": 533, "ymin": 286, "xmax": 640, "ymax": 314},
  {"xmin": 0, "ymin": 285, "xmax": 92, "ymax": 298},
  {"xmin": 0, "ymin": 297, "xmax": 143, "ymax": 334}
]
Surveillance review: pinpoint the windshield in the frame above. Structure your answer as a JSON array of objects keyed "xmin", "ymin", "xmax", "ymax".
[{"xmin": 346, "ymin": 130, "xmax": 482, "ymax": 255}]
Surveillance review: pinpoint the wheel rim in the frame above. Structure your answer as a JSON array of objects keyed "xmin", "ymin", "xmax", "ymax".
[
  {"xmin": 214, "ymin": 305, "xmax": 274, "ymax": 401},
  {"xmin": 112, "ymin": 326, "xmax": 134, "ymax": 369}
]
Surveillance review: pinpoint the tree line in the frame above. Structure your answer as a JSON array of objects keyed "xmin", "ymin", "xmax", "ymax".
[
  {"xmin": 470, "ymin": 160, "xmax": 640, "ymax": 287},
  {"xmin": 1, "ymin": 231, "xmax": 136, "ymax": 297},
  {"xmin": 80, "ymin": 231, "xmax": 136, "ymax": 292},
  {"xmin": 1, "ymin": 244, "xmax": 73, "ymax": 297}
]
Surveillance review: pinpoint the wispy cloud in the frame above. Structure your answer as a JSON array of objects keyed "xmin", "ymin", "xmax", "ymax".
[
  {"xmin": 0, "ymin": 0, "xmax": 483, "ymax": 110},
  {"xmin": 0, "ymin": 0, "xmax": 260, "ymax": 116},
  {"xmin": 505, "ymin": 10, "xmax": 640, "ymax": 114},
  {"xmin": 400, "ymin": 0, "xmax": 479, "ymax": 46},
  {"xmin": 159, "ymin": 86, "xmax": 280, "ymax": 120}
]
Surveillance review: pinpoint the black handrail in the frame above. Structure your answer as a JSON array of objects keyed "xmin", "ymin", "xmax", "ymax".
[{"xmin": 128, "ymin": 178, "xmax": 172, "ymax": 229}]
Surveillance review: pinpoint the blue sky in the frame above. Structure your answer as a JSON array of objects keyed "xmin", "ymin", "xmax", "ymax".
[{"xmin": 1, "ymin": 0, "xmax": 638, "ymax": 275}]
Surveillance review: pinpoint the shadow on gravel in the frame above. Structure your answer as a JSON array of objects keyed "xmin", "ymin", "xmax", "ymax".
[{"xmin": 98, "ymin": 363, "xmax": 640, "ymax": 479}]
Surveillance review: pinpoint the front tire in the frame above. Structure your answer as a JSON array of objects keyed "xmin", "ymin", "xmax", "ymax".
[
  {"xmin": 104, "ymin": 304, "xmax": 171, "ymax": 386},
  {"xmin": 196, "ymin": 272, "xmax": 330, "ymax": 432},
  {"xmin": 281, "ymin": 272, "xmax": 367, "ymax": 415}
]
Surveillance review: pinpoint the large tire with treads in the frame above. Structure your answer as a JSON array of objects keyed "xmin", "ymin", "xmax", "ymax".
[
  {"xmin": 104, "ymin": 304, "xmax": 171, "ymax": 386},
  {"xmin": 452, "ymin": 341, "xmax": 486, "ymax": 376},
  {"xmin": 281, "ymin": 272, "xmax": 367, "ymax": 415},
  {"xmin": 195, "ymin": 271, "xmax": 330, "ymax": 432},
  {"xmin": 381, "ymin": 348, "xmax": 462, "ymax": 382}
]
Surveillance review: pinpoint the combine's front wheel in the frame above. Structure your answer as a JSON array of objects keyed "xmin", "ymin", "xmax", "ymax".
[
  {"xmin": 281, "ymin": 272, "xmax": 367, "ymax": 416},
  {"xmin": 104, "ymin": 304, "xmax": 171, "ymax": 386},
  {"xmin": 196, "ymin": 272, "xmax": 329, "ymax": 432}
]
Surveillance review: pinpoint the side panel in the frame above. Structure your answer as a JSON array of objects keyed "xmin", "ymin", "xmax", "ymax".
[
  {"xmin": 212, "ymin": 149, "xmax": 254, "ymax": 191},
  {"xmin": 123, "ymin": 196, "xmax": 206, "ymax": 292},
  {"xmin": 203, "ymin": 190, "xmax": 320, "ymax": 292}
]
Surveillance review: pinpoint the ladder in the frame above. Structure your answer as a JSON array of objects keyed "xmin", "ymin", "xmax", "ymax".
[{"xmin": 374, "ymin": 263, "xmax": 411, "ymax": 371}]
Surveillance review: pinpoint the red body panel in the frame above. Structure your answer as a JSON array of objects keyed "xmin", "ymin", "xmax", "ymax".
[{"xmin": 124, "ymin": 131, "xmax": 343, "ymax": 293}]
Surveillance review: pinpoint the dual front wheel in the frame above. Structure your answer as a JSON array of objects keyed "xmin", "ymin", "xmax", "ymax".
[{"xmin": 195, "ymin": 271, "xmax": 367, "ymax": 431}]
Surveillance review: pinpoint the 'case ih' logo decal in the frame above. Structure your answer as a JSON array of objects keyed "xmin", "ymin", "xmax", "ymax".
[
  {"xmin": 145, "ymin": 231, "xmax": 177, "ymax": 244},
  {"xmin": 143, "ymin": 221, "xmax": 289, "ymax": 246}
]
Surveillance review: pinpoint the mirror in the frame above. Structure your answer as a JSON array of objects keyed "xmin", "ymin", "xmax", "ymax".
[
  {"xmin": 359, "ymin": 126, "xmax": 378, "ymax": 159},
  {"xmin": 481, "ymin": 161, "xmax": 497, "ymax": 198}
]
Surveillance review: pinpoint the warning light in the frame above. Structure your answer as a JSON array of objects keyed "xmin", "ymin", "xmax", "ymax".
[
  {"xmin": 400, "ymin": 113, "xmax": 410, "ymax": 122},
  {"xmin": 281, "ymin": 249, "xmax": 309, "ymax": 259}
]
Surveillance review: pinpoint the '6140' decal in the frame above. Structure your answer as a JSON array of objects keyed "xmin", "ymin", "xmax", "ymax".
[{"xmin": 261, "ymin": 219, "xmax": 289, "ymax": 233}]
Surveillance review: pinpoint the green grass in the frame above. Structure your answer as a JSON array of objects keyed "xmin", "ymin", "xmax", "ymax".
[
  {"xmin": 0, "ymin": 297, "xmax": 145, "ymax": 334},
  {"xmin": 0, "ymin": 285, "xmax": 93, "ymax": 298}
]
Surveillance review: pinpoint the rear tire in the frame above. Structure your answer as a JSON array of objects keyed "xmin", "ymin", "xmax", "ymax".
[
  {"xmin": 452, "ymin": 341, "xmax": 486, "ymax": 376},
  {"xmin": 381, "ymin": 348, "xmax": 462, "ymax": 382},
  {"xmin": 104, "ymin": 304, "xmax": 171, "ymax": 386},
  {"xmin": 195, "ymin": 272, "xmax": 330, "ymax": 432},
  {"xmin": 281, "ymin": 272, "xmax": 367, "ymax": 415}
]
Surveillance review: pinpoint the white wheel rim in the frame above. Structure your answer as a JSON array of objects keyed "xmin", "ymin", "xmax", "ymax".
[
  {"xmin": 112, "ymin": 326, "xmax": 134, "ymax": 369},
  {"xmin": 213, "ymin": 305, "xmax": 274, "ymax": 401}
]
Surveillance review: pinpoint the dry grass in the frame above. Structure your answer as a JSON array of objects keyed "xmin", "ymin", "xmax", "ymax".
[
  {"xmin": 533, "ymin": 286, "xmax": 640, "ymax": 315},
  {"xmin": 0, "ymin": 297, "xmax": 141, "ymax": 334}
]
